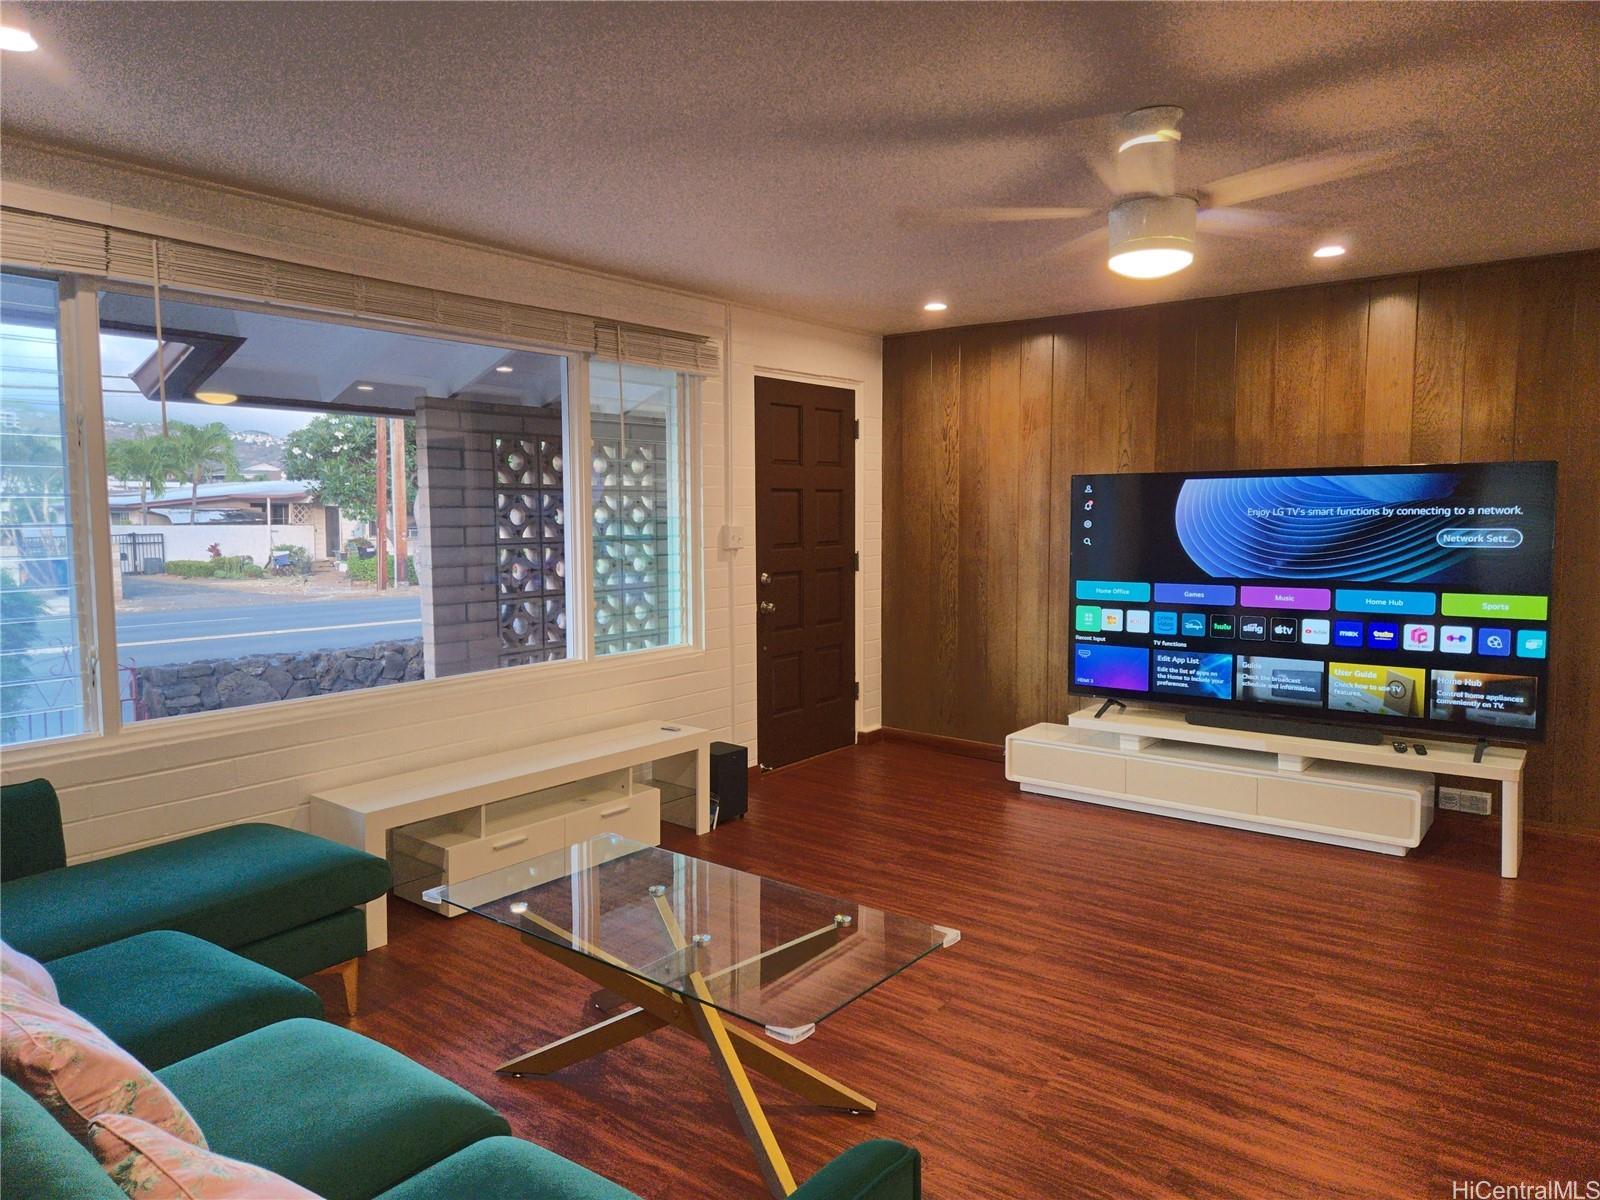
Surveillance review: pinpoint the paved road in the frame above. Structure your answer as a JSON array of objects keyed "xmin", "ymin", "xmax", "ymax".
[{"xmin": 113, "ymin": 593, "xmax": 423, "ymax": 667}]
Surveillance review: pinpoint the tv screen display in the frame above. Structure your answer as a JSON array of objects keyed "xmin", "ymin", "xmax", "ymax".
[{"xmin": 1068, "ymin": 461, "xmax": 1557, "ymax": 740}]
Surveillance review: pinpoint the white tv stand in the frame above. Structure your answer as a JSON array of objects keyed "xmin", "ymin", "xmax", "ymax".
[
  {"xmin": 310, "ymin": 720, "xmax": 712, "ymax": 949},
  {"xmin": 1006, "ymin": 706, "xmax": 1527, "ymax": 876}
]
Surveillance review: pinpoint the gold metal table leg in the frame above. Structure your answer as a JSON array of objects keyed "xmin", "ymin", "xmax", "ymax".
[
  {"xmin": 497, "ymin": 1006, "xmax": 666, "ymax": 1076},
  {"xmin": 498, "ymin": 901, "xmax": 876, "ymax": 1199}
]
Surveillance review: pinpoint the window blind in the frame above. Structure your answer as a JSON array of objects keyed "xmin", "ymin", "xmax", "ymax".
[{"xmin": 0, "ymin": 207, "xmax": 721, "ymax": 375}]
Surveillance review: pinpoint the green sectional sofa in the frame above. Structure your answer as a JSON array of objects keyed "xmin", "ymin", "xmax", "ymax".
[
  {"xmin": 0, "ymin": 777, "xmax": 389, "ymax": 984},
  {"xmin": 0, "ymin": 776, "xmax": 922, "ymax": 1198},
  {"xmin": 2, "ymin": 972, "xmax": 921, "ymax": 1199}
]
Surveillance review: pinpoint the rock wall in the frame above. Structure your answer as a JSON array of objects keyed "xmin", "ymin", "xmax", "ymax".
[{"xmin": 136, "ymin": 639, "xmax": 425, "ymax": 718}]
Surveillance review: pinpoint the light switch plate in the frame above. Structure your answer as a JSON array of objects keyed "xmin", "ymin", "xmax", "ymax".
[{"xmin": 719, "ymin": 525, "xmax": 746, "ymax": 550}]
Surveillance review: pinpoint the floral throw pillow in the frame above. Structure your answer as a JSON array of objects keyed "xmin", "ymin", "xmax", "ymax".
[
  {"xmin": 89, "ymin": 1113, "xmax": 321, "ymax": 1199},
  {"xmin": 0, "ymin": 939, "xmax": 58, "ymax": 1003},
  {"xmin": 0, "ymin": 979, "xmax": 206, "ymax": 1153}
]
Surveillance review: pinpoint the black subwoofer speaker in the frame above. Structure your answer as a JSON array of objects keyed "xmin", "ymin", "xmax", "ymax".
[{"xmin": 710, "ymin": 740, "xmax": 748, "ymax": 825}]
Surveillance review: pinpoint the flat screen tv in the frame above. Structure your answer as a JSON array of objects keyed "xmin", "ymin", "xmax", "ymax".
[{"xmin": 1068, "ymin": 461, "xmax": 1558, "ymax": 741}]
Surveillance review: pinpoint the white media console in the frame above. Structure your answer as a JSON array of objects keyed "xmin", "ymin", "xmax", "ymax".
[
  {"xmin": 310, "ymin": 720, "xmax": 712, "ymax": 949},
  {"xmin": 1006, "ymin": 706, "xmax": 1527, "ymax": 876}
]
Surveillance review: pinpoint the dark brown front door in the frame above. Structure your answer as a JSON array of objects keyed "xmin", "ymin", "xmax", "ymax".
[{"xmin": 755, "ymin": 376, "xmax": 856, "ymax": 770}]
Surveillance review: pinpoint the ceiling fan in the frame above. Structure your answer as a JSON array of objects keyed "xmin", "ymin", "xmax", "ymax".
[{"xmin": 906, "ymin": 106, "xmax": 1421, "ymax": 279}]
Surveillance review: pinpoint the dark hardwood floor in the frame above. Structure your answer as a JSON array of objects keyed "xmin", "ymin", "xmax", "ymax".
[{"xmin": 326, "ymin": 742, "xmax": 1600, "ymax": 1199}]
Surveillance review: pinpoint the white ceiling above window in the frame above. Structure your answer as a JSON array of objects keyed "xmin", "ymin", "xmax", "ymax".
[{"xmin": 2, "ymin": 2, "xmax": 1596, "ymax": 333}]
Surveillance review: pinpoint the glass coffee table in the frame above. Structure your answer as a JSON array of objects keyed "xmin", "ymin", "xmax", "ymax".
[{"xmin": 418, "ymin": 833, "xmax": 958, "ymax": 1198}]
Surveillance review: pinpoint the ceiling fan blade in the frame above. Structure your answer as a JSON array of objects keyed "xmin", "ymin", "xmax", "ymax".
[
  {"xmin": 1196, "ymin": 207, "xmax": 1304, "ymax": 238},
  {"xmin": 899, "ymin": 205, "xmax": 1099, "ymax": 227},
  {"xmin": 1053, "ymin": 224, "xmax": 1108, "ymax": 259},
  {"xmin": 1199, "ymin": 142, "xmax": 1424, "ymax": 210}
]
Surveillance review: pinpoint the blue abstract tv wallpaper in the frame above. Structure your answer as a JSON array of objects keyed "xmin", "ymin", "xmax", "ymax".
[{"xmin": 1069, "ymin": 462, "xmax": 1557, "ymax": 739}]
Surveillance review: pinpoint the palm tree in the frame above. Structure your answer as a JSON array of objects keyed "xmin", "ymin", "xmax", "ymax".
[
  {"xmin": 105, "ymin": 436, "xmax": 174, "ymax": 521},
  {"xmin": 167, "ymin": 421, "xmax": 240, "ymax": 522}
]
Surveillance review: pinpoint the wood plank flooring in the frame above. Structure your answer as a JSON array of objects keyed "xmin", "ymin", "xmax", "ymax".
[{"xmin": 328, "ymin": 742, "xmax": 1600, "ymax": 1199}]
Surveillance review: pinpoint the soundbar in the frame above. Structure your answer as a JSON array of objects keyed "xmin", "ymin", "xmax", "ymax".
[{"xmin": 1184, "ymin": 710, "xmax": 1384, "ymax": 745}]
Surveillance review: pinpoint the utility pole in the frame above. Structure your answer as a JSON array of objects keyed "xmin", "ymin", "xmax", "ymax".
[
  {"xmin": 375, "ymin": 417, "xmax": 390, "ymax": 592},
  {"xmin": 390, "ymin": 416, "xmax": 408, "ymax": 585}
]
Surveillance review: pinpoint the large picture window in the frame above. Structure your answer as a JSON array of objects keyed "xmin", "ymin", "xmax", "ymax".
[
  {"xmin": 0, "ymin": 268, "xmax": 699, "ymax": 750},
  {"xmin": 590, "ymin": 362, "xmax": 687, "ymax": 656},
  {"xmin": 0, "ymin": 273, "xmax": 90, "ymax": 746}
]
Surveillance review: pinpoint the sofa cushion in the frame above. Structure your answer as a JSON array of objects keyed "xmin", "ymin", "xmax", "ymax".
[
  {"xmin": 88, "ymin": 1112, "xmax": 321, "ymax": 1199},
  {"xmin": 49, "ymin": 931, "xmax": 323, "ymax": 1070},
  {"xmin": 791, "ymin": 1140, "xmax": 922, "ymax": 1200},
  {"xmin": 0, "ymin": 1075, "xmax": 125, "ymax": 1200},
  {"xmin": 374, "ymin": 1136, "xmax": 640, "ymax": 1200},
  {"xmin": 1, "ymin": 938, "xmax": 58, "ymax": 1003},
  {"xmin": 0, "ymin": 979, "xmax": 207, "ymax": 1152},
  {"xmin": 0, "ymin": 823, "xmax": 391, "ymax": 963},
  {"xmin": 0, "ymin": 777, "xmax": 67, "ymax": 883},
  {"xmin": 158, "ymin": 1018, "xmax": 509, "ymax": 1200},
  {"xmin": 234, "ymin": 906, "xmax": 367, "ymax": 981}
]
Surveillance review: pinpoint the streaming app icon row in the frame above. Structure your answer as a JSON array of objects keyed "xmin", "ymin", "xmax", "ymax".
[{"xmin": 1073, "ymin": 605, "xmax": 1548, "ymax": 659}]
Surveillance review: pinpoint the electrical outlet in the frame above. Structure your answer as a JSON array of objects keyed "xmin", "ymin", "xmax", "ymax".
[{"xmin": 1438, "ymin": 786, "xmax": 1493, "ymax": 815}]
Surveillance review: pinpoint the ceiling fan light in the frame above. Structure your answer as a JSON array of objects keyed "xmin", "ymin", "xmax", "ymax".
[
  {"xmin": 1108, "ymin": 247, "xmax": 1195, "ymax": 279},
  {"xmin": 1107, "ymin": 195, "xmax": 1197, "ymax": 280}
]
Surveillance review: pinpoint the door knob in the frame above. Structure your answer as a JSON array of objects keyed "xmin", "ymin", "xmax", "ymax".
[
  {"xmin": 759, "ymin": 572, "xmax": 772, "ymax": 585},
  {"xmin": 758, "ymin": 600, "xmax": 776, "ymax": 613}
]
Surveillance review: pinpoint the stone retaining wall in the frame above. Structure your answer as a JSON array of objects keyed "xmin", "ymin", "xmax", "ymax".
[{"xmin": 136, "ymin": 639, "xmax": 425, "ymax": 718}]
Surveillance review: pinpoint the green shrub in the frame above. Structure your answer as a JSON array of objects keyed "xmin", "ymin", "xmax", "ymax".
[
  {"xmin": 166, "ymin": 556, "xmax": 262, "ymax": 580},
  {"xmin": 347, "ymin": 554, "xmax": 416, "ymax": 583}
]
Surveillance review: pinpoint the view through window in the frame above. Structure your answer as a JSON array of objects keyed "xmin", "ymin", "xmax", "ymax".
[
  {"xmin": 1, "ymin": 273, "xmax": 90, "ymax": 746},
  {"xmin": 98, "ymin": 289, "xmax": 569, "ymax": 725},
  {"xmin": 590, "ymin": 361, "xmax": 686, "ymax": 656}
]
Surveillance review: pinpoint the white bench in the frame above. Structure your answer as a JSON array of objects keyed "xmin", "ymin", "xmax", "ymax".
[{"xmin": 310, "ymin": 720, "xmax": 712, "ymax": 949}]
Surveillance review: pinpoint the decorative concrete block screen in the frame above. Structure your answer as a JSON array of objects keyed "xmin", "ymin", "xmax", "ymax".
[
  {"xmin": 495, "ymin": 431, "xmax": 567, "ymax": 665},
  {"xmin": 415, "ymin": 396, "xmax": 567, "ymax": 679}
]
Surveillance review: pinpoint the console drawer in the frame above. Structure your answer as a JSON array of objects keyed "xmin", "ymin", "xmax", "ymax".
[
  {"xmin": 1258, "ymin": 776, "xmax": 1419, "ymax": 842},
  {"xmin": 565, "ymin": 786, "xmax": 661, "ymax": 847},
  {"xmin": 1008, "ymin": 740, "xmax": 1126, "ymax": 795},
  {"xmin": 392, "ymin": 814, "xmax": 569, "ymax": 915},
  {"xmin": 1126, "ymin": 757, "xmax": 1258, "ymax": 816}
]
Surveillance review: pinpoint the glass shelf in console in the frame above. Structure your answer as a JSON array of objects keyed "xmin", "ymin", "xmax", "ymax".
[{"xmin": 423, "ymin": 833, "xmax": 958, "ymax": 1041}]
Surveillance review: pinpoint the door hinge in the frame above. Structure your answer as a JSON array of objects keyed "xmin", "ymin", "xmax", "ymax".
[
  {"xmin": 853, "ymin": 681, "xmax": 860, "ymax": 700},
  {"xmin": 853, "ymin": 551, "xmax": 860, "ymax": 571},
  {"xmin": 853, "ymin": 419, "xmax": 860, "ymax": 440}
]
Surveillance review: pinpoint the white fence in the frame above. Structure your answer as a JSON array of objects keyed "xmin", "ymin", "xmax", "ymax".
[{"xmin": 119, "ymin": 524, "xmax": 317, "ymax": 567}]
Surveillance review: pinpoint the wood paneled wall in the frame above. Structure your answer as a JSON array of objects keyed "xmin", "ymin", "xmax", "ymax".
[{"xmin": 882, "ymin": 251, "xmax": 1600, "ymax": 827}]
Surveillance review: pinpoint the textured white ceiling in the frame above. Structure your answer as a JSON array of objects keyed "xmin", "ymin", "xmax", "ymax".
[{"xmin": 3, "ymin": 2, "xmax": 1597, "ymax": 333}]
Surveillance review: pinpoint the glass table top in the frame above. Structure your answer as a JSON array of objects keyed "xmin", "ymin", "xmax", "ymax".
[{"xmin": 416, "ymin": 834, "xmax": 957, "ymax": 1040}]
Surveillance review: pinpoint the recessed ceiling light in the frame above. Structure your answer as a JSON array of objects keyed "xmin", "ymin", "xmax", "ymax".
[
  {"xmin": 923, "ymin": 301, "xmax": 948, "ymax": 312},
  {"xmin": 1313, "ymin": 244, "xmax": 1347, "ymax": 259},
  {"xmin": 495, "ymin": 365, "xmax": 514, "ymax": 373},
  {"xmin": 356, "ymin": 384, "xmax": 375, "ymax": 392},
  {"xmin": 194, "ymin": 391, "xmax": 238, "ymax": 406},
  {"xmin": 0, "ymin": 19, "xmax": 37, "ymax": 52}
]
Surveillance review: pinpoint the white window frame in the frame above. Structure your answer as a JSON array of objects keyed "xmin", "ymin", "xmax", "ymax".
[{"xmin": 0, "ymin": 271, "xmax": 706, "ymax": 758}]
